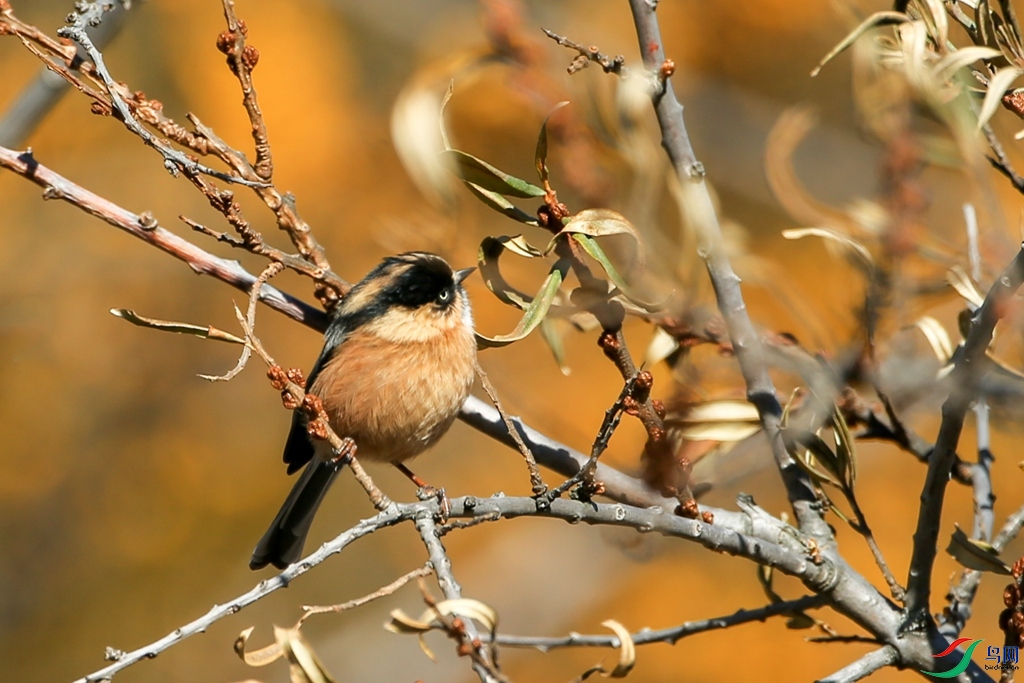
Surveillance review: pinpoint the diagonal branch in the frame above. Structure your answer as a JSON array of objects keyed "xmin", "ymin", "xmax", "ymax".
[
  {"xmin": 904, "ymin": 244, "xmax": 1024, "ymax": 624},
  {"xmin": 623, "ymin": 0, "xmax": 830, "ymax": 540}
]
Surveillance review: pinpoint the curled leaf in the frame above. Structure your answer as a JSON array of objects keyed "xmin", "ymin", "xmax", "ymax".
[
  {"xmin": 441, "ymin": 149, "xmax": 545, "ymax": 198},
  {"xmin": 781, "ymin": 228, "xmax": 873, "ymax": 270},
  {"xmin": 111, "ymin": 308, "xmax": 246, "ymax": 344},
  {"xmin": 914, "ymin": 316, "xmax": 955, "ymax": 364},
  {"xmin": 235, "ymin": 626, "xmax": 336, "ymax": 683},
  {"xmin": 478, "ymin": 235, "xmax": 544, "ymax": 310},
  {"xmin": 476, "ymin": 260, "xmax": 570, "ymax": 348},
  {"xmin": 601, "ymin": 620, "xmax": 636, "ymax": 678},
  {"xmin": 947, "ymin": 524, "xmax": 1012, "ymax": 574},
  {"xmin": 811, "ymin": 11, "xmax": 911, "ymax": 77},
  {"xmin": 782, "ymin": 428, "xmax": 844, "ymax": 489},
  {"xmin": 947, "ymin": 265, "xmax": 985, "ymax": 308},
  {"xmin": 935, "ymin": 46, "xmax": 1002, "ymax": 80}
]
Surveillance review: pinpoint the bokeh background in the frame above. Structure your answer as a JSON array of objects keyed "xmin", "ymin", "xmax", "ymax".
[{"xmin": 1, "ymin": 0, "xmax": 1023, "ymax": 681}]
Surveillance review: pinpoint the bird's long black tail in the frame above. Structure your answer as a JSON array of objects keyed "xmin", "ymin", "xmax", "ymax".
[{"xmin": 250, "ymin": 457, "xmax": 344, "ymax": 570}]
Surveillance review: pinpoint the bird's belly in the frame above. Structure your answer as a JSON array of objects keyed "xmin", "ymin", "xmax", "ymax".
[{"xmin": 311, "ymin": 328, "xmax": 476, "ymax": 463}]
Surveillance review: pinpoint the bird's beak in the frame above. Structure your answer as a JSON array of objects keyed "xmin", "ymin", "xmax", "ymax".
[{"xmin": 454, "ymin": 267, "xmax": 476, "ymax": 285}]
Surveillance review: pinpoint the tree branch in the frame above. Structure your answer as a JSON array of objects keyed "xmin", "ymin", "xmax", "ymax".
[{"xmin": 905, "ymin": 244, "xmax": 1024, "ymax": 623}]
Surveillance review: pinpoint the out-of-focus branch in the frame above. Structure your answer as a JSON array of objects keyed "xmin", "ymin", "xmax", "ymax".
[
  {"xmin": 621, "ymin": 0, "xmax": 829, "ymax": 540},
  {"xmin": 493, "ymin": 594, "xmax": 826, "ymax": 649},
  {"xmin": 0, "ymin": 0, "xmax": 131, "ymax": 147},
  {"xmin": 905, "ymin": 245, "xmax": 1024, "ymax": 624}
]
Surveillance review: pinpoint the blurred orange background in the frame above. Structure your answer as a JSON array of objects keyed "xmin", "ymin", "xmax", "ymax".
[{"xmin": 1, "ymin": 0, "xmax": 1023, "ymax": 681}]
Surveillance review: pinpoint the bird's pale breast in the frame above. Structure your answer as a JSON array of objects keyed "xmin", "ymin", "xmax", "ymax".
[{"xmin": 310, "ymin": 323, "xmax": 476, "ymax": 463}]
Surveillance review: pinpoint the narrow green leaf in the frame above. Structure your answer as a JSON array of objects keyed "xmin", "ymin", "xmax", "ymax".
[
  {"xmin": 540, "ymin": 318, "xmax": 572, "ymax": 375},
  {"xmin": 441, "ymin": 149, "xmax": 545, "ymax": 198},
  {"xmin": 830, "ymin": 405, "xmax": 857, "ymax": 489},
  {"xmin": 535, "ymin": 101, "xmax": 569, "ymax": 184},
  {"xmin": 572, "ymin": 234, "xmax": 669, "ymax": 311},
  {"xmin": 476, "ymin": 260, "xmax": 568, "ymax": 348},
  {"xmin": 782, "ymin": 428, "xmax": 844, "ymax": 488},
  {"xmin": 947, "ymin": 524, "xmax": 1012, "ymax": 574},
  {"xmin": 465, "ymin": 182, "xmax": 540, "ymax": 225}
]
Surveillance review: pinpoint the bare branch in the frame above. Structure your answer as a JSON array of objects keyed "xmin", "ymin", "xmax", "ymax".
[
  {"xmin": 492, "ymin": 594, "xmax": 826, "ymax": 650},
  {"xmin": 905, "ymin": 244, "xmax": 1024, "ymax": 623},
  {"xmin": 815, "ymin": 646, "xmax": 898, "ymax": 683}
]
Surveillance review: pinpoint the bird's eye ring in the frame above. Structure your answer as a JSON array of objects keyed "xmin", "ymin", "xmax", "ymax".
[{"xmin": 437, "ymin": 289, "xmax": 450, "ymax": 303}]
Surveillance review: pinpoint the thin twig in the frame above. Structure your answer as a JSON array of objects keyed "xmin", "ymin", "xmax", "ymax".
[
  {"xmin": 547, "ymin": 373, "xmax": 637, "ymax": 500},
  {"xmin": 541, "ymin": 29, "xmax": 627, "ymax": 76},
  {"xmin": 492, "ymin": 595, "xmax": 826, "ymax": 650},
  {"xmin": 297, "ymin": 564, "xmax": 433, "ymax": 627},
  {"xmin": 0, "ymin": 0, "xmax": 131, "ymax": 147},
  {"xmin": 58, "ymin": 10, "xmax": 266, "ymax": 188},
  {"xmin": 201, "ymin": 262, "xmax": 283, "ymax": 382},
  {"xmin": 475, "ymin": 363, "xmax": 546, "ymax": 495}
]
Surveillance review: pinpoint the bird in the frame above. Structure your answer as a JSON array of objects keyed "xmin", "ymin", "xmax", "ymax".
[{"xmin": 250, "ymin": 252, "xmax": 477, "ymax": 570}]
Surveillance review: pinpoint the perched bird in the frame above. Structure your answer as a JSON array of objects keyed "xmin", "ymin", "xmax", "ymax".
[{"xmin": 250, "ymin": 252, "xmax": 477, "ymax": 570}]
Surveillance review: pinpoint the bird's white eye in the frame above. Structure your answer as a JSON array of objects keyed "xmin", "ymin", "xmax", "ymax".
[{"xmin": 437, "ymin": 289, "xmax": 451, "ymax": 303}]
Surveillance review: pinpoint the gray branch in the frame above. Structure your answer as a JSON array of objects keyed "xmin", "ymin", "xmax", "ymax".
[{"xmin": 816, "ymin": 646, "xmax": 899, "ymax": 683}]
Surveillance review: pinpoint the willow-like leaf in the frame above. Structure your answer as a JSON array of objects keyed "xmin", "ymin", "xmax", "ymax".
[
  {"xmin": 441, "ymin": 149, "xmax": 545, "ymax": 198},
  {"xmin": 977, "ymin": 65, "xmax": 1023, "ymax": 129},
  {"xmin": 478, "ymin": 235, "xmax": 543, "ymax": 310},
  {"xmin": 947, "ymin": 525, "xmax": 1012, "ymax": 574},
  {"xmin": 572, "ymin": 234, "xmax": 667, "ymax": 311},
  {"xmin": 666, "ymin": 400, "xmax": 762, "ymax": 442},
  {"xmin": 830, "ymin": 405, "xmax": 857, "ymax": 490},
  {"xmin": 476, "ymin": 260, "xmax": 569, "ymax": 348},
  {"xmin": 782, "ymin": 428, "xmax": 845, "ymax": 489},
  {"xmin": 465, "ymin": 182, "xmax": 540, "ymax": 225},
  {"xmin": 811, "ymin": 11, "xmax": 911, "ymax": 77},
  {"xmin": 535, "ymin": 101, "xmax": 569, "ymax": 184},
  {"xmin": 540, "ymin": 318, "xmax": 571, "ymax": 375}
]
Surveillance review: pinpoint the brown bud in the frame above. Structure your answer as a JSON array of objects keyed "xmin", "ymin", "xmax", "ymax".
[
  {"xmin": 281, "ymin": 390, "xmax": 300, "ymax": 410},
  {"xmin": 307, "ymin": 418, "xmax": 328, "ymax": 440},
  {"xmin": 216, "ymin": 30, "xmax": 234, "ymax": 55},
  {"xmin": 90, "ymin": 101, "xmax": 112, "ymax": 116},
  {"xmin": 622, "ymin": 395, "xmax": 640, "ymax": 416},
  {"xmin": 659, "ymin": 59, "xmax": 675, "ymax": 79},
  {"xmin": 1005, "ymin": 584, "xmax": 1020, "ymax": 608},
  {"xmin": 701, "ymin": 510, "xmax": 715, "ymax": 524},
  {"xmin": 267, "ymin": 365, "xmax": 288, "ymax": 390},
  {"xmin": 286, "ymin": 368, "xmax": 306, "ymax": 388},
  {"xmin": 242, "ymin": 45, "xmax": 260, "ymax": 70},
  {"xmin": 303, "ymin": 393, "xmax": 324, "ymax": 418},
  {"xmin": 238, "ymin": 19, "xmax": 248, "ymax": 36},
  {"xmin": 597, "ymin": 330, "xmax": 619, "ymax": 357},
  {"xmin": 678, "ymin": 498, "xmax": 699, "ymax": 519},
  {"xmin": 652, "ymin": 399, "xmax": 666, "ymax": 419},
  {"xmin": 647, "ymin": 425, "xmax": 665, "ymax": 442}
]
